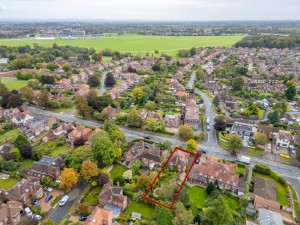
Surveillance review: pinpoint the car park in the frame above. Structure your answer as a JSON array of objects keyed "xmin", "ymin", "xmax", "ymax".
[{"xmin": 44, "ymin": 194, "xmax": 53, "ymax": 202}]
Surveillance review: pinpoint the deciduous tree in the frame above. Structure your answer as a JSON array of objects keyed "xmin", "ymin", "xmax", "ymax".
[
  {"xmin": 13, "ymin": 134, "xmax": 29, "ymax": 149},
  {"xmin": 228, "ymin": 134, "xmax": 243, "ymax": 151},
  {"xmin": 254, "ymin": 132, "xmax": 268, "ymax": 146},
  {"xmin": 123, "ymin": 170, "xmax": 133, "ymax": 181},
  {"xmin": 213, "ymin": 95, "xmax": 220, "ymax": 107},
  {"xmin": 60, "ymin": 168, "xmax": 79, "ymax": 191},
  {"xmin": 75, "ymin": 95, "xmax": 93, "ymax": 119},
  {"xmin": 156, "ymin": 207, "xmax": 173, "ymax": 225},
  {"xmin": 20, "ymin": 87, "xmax": 34, "ymax": 103},
  {"xmin": 186, "ymin": 139, "xmax": 197, "ymax": 152},
  {"xmin": 87, "ymin": 75, "xmax": 100, "ymax": 87},
  {"xmin": 285, "ymin": 85, "xmax": 296, "ymax": 101},
  {"xmin": 126, "ymin": 108, "xmax": 143, "ymax": 128},
  {"xmin": 38, "ymin": 89, "xmax": 49, "ymax": 109},
  {"xmin": 20, "ymin": 144, "xmax": 32, "ymax": 158},
  {"xmin": 81, "ymin": 160, "xmax": 99, "ymax": 182},
  {"xmin": 214, "ymin": 119, "xmax": 227, "ymax": 131},
  {"xmin": 98, "ymin": 172, "xmax": 109, "ymax": 187},
  {"xmin": 70, "ymin": 145, "xmax": 95, "ymax": 171},
  {"xmin": 132, "ymin": 87, "xmax": 145, "ymax": 104},
  {"xmin": 172, "ymin": 202, "xmax": 194, "ymax": 225},
  {"xmin": 206, "ymin": 181, "xmax": 216, "ymax": 195},
  {"xmin": 104, "ymin": 72, "xmax": 115, "ymax": 87},
  {"xmin": 178, "ymin": 125, "xmax": 194, "ymax": 140},
  {"xmin": 232, "ymin": 76, "xmax": 244, "ymax": 91}
]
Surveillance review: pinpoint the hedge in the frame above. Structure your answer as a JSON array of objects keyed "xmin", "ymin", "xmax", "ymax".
[
  {"xmin": 51, "ymin": 194, "xmax": 62, "ymax": 207},
  {"xmin": 254, "ymin": 164, "xmax": 271, "ymax": 175}
]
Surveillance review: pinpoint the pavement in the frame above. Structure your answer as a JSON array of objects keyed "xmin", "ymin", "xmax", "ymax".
[{"xmin": 47, "ymin": 179, "xmax": 88, "ymax": 224}]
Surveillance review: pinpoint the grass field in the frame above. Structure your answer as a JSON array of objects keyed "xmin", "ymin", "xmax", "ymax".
[
  {"xmin": 0, "ymin": 128, "xmax": 21, "ymax": 145},
  {"xmin": 0, "ymin": 178, "xmax": 19, "ymax": 189},
  {"xmin": 0, "ymin": 34, "xmax": 244, "ymax": 56},
  {"xmin": 187, "ymin": 186, "xmax": 208, "ymax": 209},
  {"xmin": 0, "ymin": 77, "xmax": 27, "ymax": 90},
  {"xmin": 125, "ymin": 197, "xmax": 155, "ymax": 219},
  {"xmin": 110, "ymin": 164, "xmax": 126, "ymax": 179},
  {"xmin": 18, "ymin": 159, "xmax": 35, "ymax": 171}
]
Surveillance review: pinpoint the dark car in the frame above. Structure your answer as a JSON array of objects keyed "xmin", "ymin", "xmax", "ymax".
[
  {"xmin": 230, "ymin": 151, "xmax": 237, "ymax": 156},
  {"xmin": 79, "ymin": 216, "xmax": 89, "ymax": 221},
  {"xmin": 144, "ymin": 135, "xmax": 151, "ymax": 139},
  {"xmin": 32, "ymin": 201, "xmax": 40, "ymax": 206},
  {"xmin": 195, "ymin": 158, "xmax": 200, "ymax": 164},
  {"xmin": 44, "ymin": 194, "xmax": 53, "ymax": 202}
]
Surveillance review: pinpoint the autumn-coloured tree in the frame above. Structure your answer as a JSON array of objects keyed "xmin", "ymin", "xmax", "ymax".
[
  {"xmin": 60, "ymin": 168, "xmax": 79, "ymax": 191},
  {"xmin": 178, "ymin": 125, "xmax": 194, "ymax": 140},
  {"xmin": 81, "ymin": 160, "xmax": 100, "ymax": 182},
  {"xmin": 186, "ymin": 139, "xmax": 197, "ymax": 152},
  {"xmin": 132, "ymin": 87, "xmax": 145, "ymax": 104}
]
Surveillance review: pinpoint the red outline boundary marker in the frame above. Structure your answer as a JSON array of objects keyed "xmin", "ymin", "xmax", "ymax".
[{"xmin": 143, "ymin": 147, "xmax": 197, "ymax": 209}]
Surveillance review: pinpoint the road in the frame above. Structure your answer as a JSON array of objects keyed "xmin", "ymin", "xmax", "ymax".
[
  {"xmin": 99, "ymin": 72, "xmax": 107, "ymax": 96},
  {"xmin": 48, "ymin": 179, "xmax": 88, "ymax": 223}
]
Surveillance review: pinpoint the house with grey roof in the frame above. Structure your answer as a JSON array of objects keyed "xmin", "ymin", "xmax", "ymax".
[
  {"xmin": 257, "ymin": 208, "xmax": 284, "ymax": 225},
  {"xmin": 26, "ymin": 114, "xmax": 57, "ymax": 136},
  {"xmin": 230, "ymin": 121, "xmax": 257, "ymax": 138}
]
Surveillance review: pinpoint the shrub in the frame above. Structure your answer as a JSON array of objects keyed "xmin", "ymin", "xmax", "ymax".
[
  {"xmin": 50, "ymin": 194, "xmax": 62, "ymax": 207},
  {"xmin": 254, "ymin": 164, "xmax": 271, "ymax": 175},
  {"xmin": 113, "ymin": 176, "xmax": 125, "ymax": 187}
]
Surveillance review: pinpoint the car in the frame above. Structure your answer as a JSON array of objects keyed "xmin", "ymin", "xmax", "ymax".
[
  {"xmin": 32, "ymin": 201, "xmax": 40, "ymax": 206},
  {"xmin": 292, "ymin": 150, "xmax": 296, "ymax": 154},
  {"xmin": 276, "ymin": 146, "xmax": 280, "ymax": 151},
  {"xmin": 25, "ymin": 207, "xmax": 33, "ymax": 217},
  {"xmin": 267, "ymin": 143, "xmax": 271, "ymax": 149},
  {"xmin": 44, "ymin": 187, "xmax": 53, "ymax": 192},
  {"xmin": 144, "ymin": 135, "xmax": 151, "ymax": 139},
  {"xmin": 195, "ymin": 158, "xmax": 200, "ymax": 164},
  {"xmin": 79, "ymin": 216, "xmax": 89, "ymax": 221},
  {"xmin": 59, "ymin": 195, "xmax": 69, "ymax": 206},
  {"xmin": 207, "ymin": 126, "xmax": 210, "ymax": 131},
  {"xmin": 44, "ymin": 194, "xmax": 53, "ymax": 202},
  {"xmin": 230, "ymin": 151, "xmax": 238, "ymax": 156},
  {"xmin": 32, "ymin": 214, "xmax": 42, "ymax": 220},
  {"xmin": 201, "ymin": 150, "xmax": 207, "ymax": 154}
]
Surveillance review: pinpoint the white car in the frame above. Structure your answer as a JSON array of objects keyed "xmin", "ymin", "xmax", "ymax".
[
  {"xmin": 59, "ymin": 195, "xmax": 69, "ymax": 206},
  {"xmin": 44, "ymin": 187, "xmax": 53, "ymax": 192},
  {"xmin": 32, "ymin": 214, "xmax": 42, "ymax": 220},
  {"xmin": 25, "ymin": 207, "xmax": 33, "ymax": 217},
  {"xmin": 267, "ymin": 143, "xmax": 271, "ymax": 149}
]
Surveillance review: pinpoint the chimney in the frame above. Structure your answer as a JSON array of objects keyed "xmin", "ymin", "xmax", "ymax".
[{"xmin": 116, "ymin": 181, "xmax": 120, "ymax": 187}]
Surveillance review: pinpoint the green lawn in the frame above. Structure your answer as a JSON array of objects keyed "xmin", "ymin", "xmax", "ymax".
[
  {"xmin": 125, "ymin": 198, "xmax": 155, "ymax": 219},
  {"xmin": 85, "ymin": 187, "xmax": 102, "ymax": 206},
  {"xmin": 18, "ymin": 159, "xmax": 34, "ymax": 171},
  {"xmin": 50, "ymin": 145, "xmax": 70, "ymax": 157},
  {"xmin": 53, "ymin": 105, "xmax": 75, "ymax": 113},
  {"xmin": 1, "ymin": 34, "xmax": 244, "ymax": 56},
  {"xmin": 0, "ymin": 178, "xmax": 19, "ymax": 189},
  {"xmin": 187, "ymin": 186, "xmax": 208, "ymax": 209},
  {"xmin": 224, "ymin": 195, "xmax": 239, "ymax": 212},
  {"xmin": 0, "ymin": 77, "xmax": 28, "ymax": 90},
  {"xmin": 257, "ymin": 108, "xmax": 265, "ymax": 119},
  {"xmin": 254, "ymin": 173, "xmax": 289, "ymax": 206},
  {"xmin": 247, "ymin": 148, "xmax": 265, "ymax": 157},
  {"xmin": 236, "ymin": 165, "xmax": 245, "ymax": 176},
  {"xmin": 0, "ymin": 128, "xmax": 21, "ymax": 145},
  {"xmin": 110, "ymin": 164, "xmax": 126, "ymax": 179},
  {"xmin": 34, "ymin": 140, "xmax": 70, "ymax": 157},
  {"xmin": 219, "ymin": 139, "xmax": 231, "ymax": 151},
  {"xmin": 102, "ymin": 56, "xmax": 112, "ymax": 62}
]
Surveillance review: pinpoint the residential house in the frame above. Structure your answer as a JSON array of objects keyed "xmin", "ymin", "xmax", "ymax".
[
  {"xmin": 67, "ymin": 126, "xmax": 93, "ymax": 142},
  {"xmin": 147, "ymin": 111, "xmax": 163, "ymax": 122},
  {"xmin": 230, "ymin": 122, "xmax": 257, "ymax": 138},
  {"xmin": 0, "ymin": 178, "xmax": 43, "ymax": 204},
  {"xmin": 0, "ymin": 201, "xmax": 23, "ymax": 225},
  {"xmin": 125, "ymin": 141, "xmax": 145, "ymax": 166},
  {"xmin": 22, "ymin": 155, "xmax": 65, "ymax": 180},
  {"xmin": 139, "ymin": 109, "xmax": 148, "ymax": 119},
  {"xmin": 275, "ymin": 130, "xmax": 291, "ymax": 148},
  {"xmin": 101, "ymin": 105, "xmax": 121, "ymax": 120},
  {"xmin": 175, "ymin": 91, "xmax": 188, "ymax": 102},
  {"xmin": 253, "ymin": 195, "xmax": 280, "ymax": 212},
  {"xmin": 74, "ymin": 84, "xmax": 90, "ymax": 96},
  {"xmin": 53, "ymin": 123, "xmax": 73, "ymax": 137},
  {"xmin": 184, "ymin": 99, "xmax": 200, "ymax": 131},
  {"xmin": 253, "ymin": 176, "xmax": 277, "ymax": 201},
  {"xmin": 141, "ymin": 145, "xmax": 163, "ymax": 170},
  {"xmin": 84, "ymin": 207, "xmax": 114, "ymax": 225},
  {"xmin": 11, "ymin": 110, "xmax": 34, "ymax": 126},
  {"xmin": 225, "ymin": 101, "xmax": 240, "ymax": 112},
  {"xmin": 27, "ymin": 114, "xmax": 57, "ymax": 136},
  {"xmin": 169, "ymin": 150, "xmax": 190, "ymax": 173},
  {"xmin": 98, "ymin": 183, "xmax": 127, "ymax": 218},
  {"xmin": 188, "ymin": 157, "xmax": 240, "ymax": 193},
  {"xmin": 3, "ymin": 108, "xmax": 21, "ymax": 120},
  {"xmin": 164, "ymin": 114, "xmax": 181, "ymax": 128},
  {"xmin": 257, "ymin": 125, "xmax": 279, "ymax": 140},
  {"xmin": 257, "ymin": 208, "xmax": 284, "ymax": 225}
]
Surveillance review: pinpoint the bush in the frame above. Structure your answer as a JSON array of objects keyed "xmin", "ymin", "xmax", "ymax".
[
  {"xmin": 50, "ymin": 194, "xmax": 62, "ymax": 207},
  {"xmin": 254, "ymin": 164, "xmax": 271, "ymax": 175},
  {"xmin": 113, "ymin": 176, "xmax": 125, "ymax": 187}
]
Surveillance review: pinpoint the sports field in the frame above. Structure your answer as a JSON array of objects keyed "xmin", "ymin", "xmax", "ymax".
[{"xmin": 0, "ymin": 34, "xmax": 244, "ymax": 56}]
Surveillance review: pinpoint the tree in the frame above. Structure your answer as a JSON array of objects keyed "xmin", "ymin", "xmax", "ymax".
[
  {"xmin": 87, "ymin": 75, "xmax": 100, "ymax": 87},
  {"xmin": 137, "ymin": 173, "xmax": 153, "ymax": 191},
  {"xmin": 178, "ymin": 125, "xmax": 194, "ymax": 140},
  {"xmin": 12, "ymin": 148, "xmax": 21, "ymax": 161},
  {"xmin": 20, "ymin": 87, "xmax": 34, "ymax": 103},
  {"xmin": 73, "ymin": 136, "xmax": 85, "ymax": 148},
  {"xmin": 13, "ymin": 134, "xmax": 29, "ymax": 149},
  {"xmin": 70, "ymin": 145, "xmax": 95, "ymax": 171},
  {"xmin": 190, "ymin": 47, "xmax": 197, "ymax": 56},
  {"xmin": 213, "ymin": 119, "xmax": 226, "ymax": 131},
  {"xmin": 172, "ymin": 202, "xmax": 194, "ymax": 225},
  {"xmin": 38, "ymin": 89, "xmax": 49, "ymax": 109},
  {"xmin": 228, "ymin": 135, "xmax": 243, "ymax": 152},
  {"xmin": 76, "ymin": 202, "xmax": 90, "ymax": 216},
  {"xmin": 41, "ymin": 220, "xmax": 56, "ymax": 225},
  {"xmin": 126, "ymin": 108, "xmax": 143, "ymax": 128},
  {"xmin": 206, "ymin": 181, "xmax": 216, "ymax": 195},
  {"xmin": 273, "ymin": 101, "xmax": 287, "ymax": 115},
  {"xmin": 75, "ymin": 95, "xmax": 93, "ymax": 119},
  {"xmin": 46, "ymin": 63, "xmax": 58, "ymax": 71},
  {"xmin": 92, "ymin": 51, "xmax": 103, "ymax": 62},
  {"xmin": 285, "ymin": 85, "xmax": 296, "ymax": 101},
  {"xmin": 7, "ymin": 93, "xmax": 23, "ymax": 108},
  {"xmin": 104, "ymin": 72, "xmax": 116, "ymax": 87},
  {"xmin": 212, "ymin": 95, "xmax": 220, "ymax": 107},
  {"xmin": 62, "ymin": 62, "xmax": 72, "ymax": 72},
  {"xmin": 110, "ymin": 129, "xmax": 126, "ymax": 149},
  {"xmin": 254, "ymin": 132, "xmax": 268, "ymax": 146},
  {"xmin": 144, "ymin": 100, "xmax": 156, "ymax": 111},
  {"xmin": 267, "ymin": 110, "xmax": 279, "ymax": 124},
  {"xmin": 145, "ymin": 118, "xmax": 165, "ymax": 132},
  {"xmin": 203, "ymin": 192, "xmax": 233, "ymax": 225},
  {"xmin": 27, "ymin": 79, "xmax": 39, "ymax": 88},
  {"xmin": 186, "ymin": 139, "xmax": 197, "ymax": 152},
  {"xmin": 20, "ymin": 144, "xmax": 32, "ymax": 158},
  {"xmin": 81, "ymin": 160, "xmax": 99, "ymax": 182},
  {"xmin": 231, "ymin": 76, "xmax": 244, "ymax": 91},
  {"xmin": 57, "ymin": 136, "xmax": 66, "ymax": 146},
  {"xmin": 60, "ymin": 168, "xmax": 79, "ymax": 191},
  {"xmin": 132, "ymin": 87, "xmax": 145, "ymax": 104},
  {"xmin": 156, "ymin": 207, "xmax": 173, "ymax": 225},
  {"xmin": 41, "ymin": 176, "xmax": 51, "ymax": 187},
  {"xmin": 123, "ymin": 170, "xmax": 133, "ymax": 181},
  {"xmin": 296, "ymin": 145, "xmax": 300, "ymax": 162},
  {"xmin": 195, "ymin": 68, "xmax": 207, "ymax": 81},
  {"xmin": 98, "ymin": 172, "xmax": 109, "ymax": 187},
  {"xmin": 41, "ymin": 75, "xmax": 55, "ymax": 85}
]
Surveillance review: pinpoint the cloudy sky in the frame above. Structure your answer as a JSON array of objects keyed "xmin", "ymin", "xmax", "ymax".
[{"xmin": 0, "ymin": 0, "xmax": 300, "ymax": 21}]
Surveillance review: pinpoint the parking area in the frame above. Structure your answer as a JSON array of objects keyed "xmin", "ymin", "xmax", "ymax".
[{"xmin": 39, "ymin": 189, "xmax": 64, "ymax": 211}]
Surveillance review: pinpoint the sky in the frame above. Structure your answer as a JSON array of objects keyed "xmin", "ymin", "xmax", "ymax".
[{"xmin": 0, "ymin": 0, "xmax": 300, "ymax": 21}]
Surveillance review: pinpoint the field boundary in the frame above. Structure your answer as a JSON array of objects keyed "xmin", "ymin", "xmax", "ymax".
[{"xmin": 143, "ymin": 147, "xmax": 197, "ymax": 209}]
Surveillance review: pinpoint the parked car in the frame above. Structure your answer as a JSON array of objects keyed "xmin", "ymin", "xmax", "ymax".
[
  {"xmin": 267, "ymin": 143, "xmax": 271, "ymax": 149},
  {"xmin": 276, "ymin": 146, "xmax": 280, "ymax": 151},
  {"xmin": 44, "ymin": 187, "xmax": 53, "ymax": 192},
  {"xmin": 25, "ymin": 207, "xmax": 33, "ymax": 217},
  {"xmin": 79, "ymin": 216, "xmax": 89, "ymax": 221},
  {"xmin": 207, "ymin": 126, "xmax": 210, "ymax": 131},
  {"xmin": 32, "ymin": 200, "xmax": 40, "ymax": 206},
  {"xmin": 230, "ymin": 151, "xmax": 238, "ymax": 156},
  {"xmin": 195, "ymin": 158, "xmax": 200, "ymax": 164},
  {"xmin": 292, "ymin": 149, "xmax": 296, "ymax": 154},
  {"xmin": 144, "ymin": 135, "xmax": 151, "ymax": 139},
  {"xmin": 59, "ymin": 195, "xmax": 69, "ymax": 206},
  {"xmin": 44, "ymin": 194, "xmax": 53, "ymax": 202},
  {"xmin": 32, "ymin": 214, "xmax": 42, "ymax": 220}
]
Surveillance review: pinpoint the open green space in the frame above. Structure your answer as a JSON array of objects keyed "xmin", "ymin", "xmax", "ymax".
[
  {"xmin": 110, "ymin": 164, "xmax": 126, "ymax": 179},
  {"xmin": 33, "ymin": 139, "xmax": 70, "ymax": 157},
  {"xmin": 187, "ymin": 186, "xmax": 208, "ymax": 209},
  {"xmin": 0, "ymin": 178, "xmax": 19, "ymax": 189},
  {"xmin": 247, "ymin": 148, "xmax": 265, "ymax": 157},
  {"xmin": 84, "ymin": 186, "xmax": 102, "ymax": 206},
  {"xmin": 1, "ymin": 34, "xmax": 244, "ymax": 56},
  {"xmin": 0, "ymin": 77, "xmax": 28, "ymax": 90},
  {"xmin": 0, "ymin": 128, "xmax": 21, "ymax": 145},
  {"xmin": 125, "ymin": 197, "xmax": 155, "ymax": 219},
  {"xmin": 224, "ymin": 194, "xmax": 239, "ymax": 212},
  {"xmin": 254, "ymin": 173, "xmax": 289, "ymax": 206},
  {"xmin": 18, "ymin": 159, "xmax": 34, "ymax": 171}
]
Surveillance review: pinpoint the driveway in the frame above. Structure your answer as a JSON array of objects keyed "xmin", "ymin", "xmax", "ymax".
[{"xmin": 40, "ymin": 189, "xmax": 64, "ymax": 211}]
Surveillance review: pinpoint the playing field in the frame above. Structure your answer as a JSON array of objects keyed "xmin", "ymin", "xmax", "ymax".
[{"xmin": 0, "ymin": 34, "xmax": 244, "ymax": 56}]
